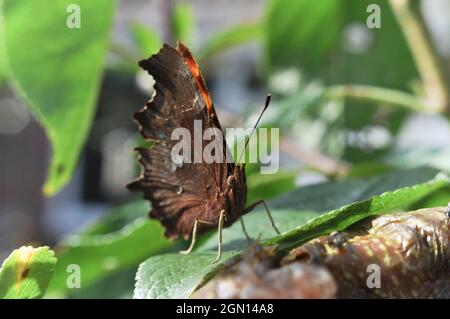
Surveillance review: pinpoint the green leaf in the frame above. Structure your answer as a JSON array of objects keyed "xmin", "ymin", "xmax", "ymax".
[
  {"xmin": 269, "ymin": 173, "xmax": 450, "ymax": 251},
  {"xmin": 1, "ymin": 0, "xmax": 117, "ymax": 195},
  {"xmin": 265, "ymin": 0, "xmax": 416, "ymax": 88},
  {"xmin": 47, "ymin": 200, "xmax": 172, "ymax": 296},
  {"xmin": 337, "ymin": 0, "xmax": 417, "ymax": 90},
  {"xmin": 337, "ymin": 1, "xmax": 417, "ymax": 162},
  {"xmin": 0, "ymin": 3, "xmax": 6, "ymax": 88},
  {"xmin": 134, "ymin": 168, "xmax": 449, "ymax": 298},
  {"xmin": 265, "ymin": 0, "xmax": 342, "ymax": 73},
  {"xmin": 170, "ymin": 0, "xmax": 194, "ymax": 44},
  {"xmin": 135, "ymin": 252, "xmax": 233, "ymax": 299},
  {"xmin": 0, "ymin": 246, "xmax": 57, "ymax": 299},
  {"xmin": 129, "ymin": 22, "xmax": 162, "ymax": 58},
  {"xmin": 196, "ymin": 23, "xmax": 262, "ymax": 61}
]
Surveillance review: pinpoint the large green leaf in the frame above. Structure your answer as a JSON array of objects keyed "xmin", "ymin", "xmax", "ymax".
[
  {"xmin": 265, "ymin": 0, "xmax": 342, "ymax": 74},
  {"xmin": 0, "ymin": 246, "xmax": 57, "ymax": 299},
  {"xmin": 337, "ymin": 0, "xmax": 417, "ymax": 162},
  {"xmin": 134, "ymin": 169, "xmax": 449, "ymax": 298},
  {"xmin": 47, "ymin": 200, "xmax": 172, "ymax": 296},
  {"xmin": 272, "ymin": 167, "xmax": 442, "ymax": 210},
  {"xmin": 265, "ymin": 0, "xmax": 416, "ymax": 87},
  {"xmin": 337, "ymin": 0, "xmax": 417, "ymax": 90},
  {"xmin": 1, "ymin": 0, "xmax": 117, "ymax": 195}
]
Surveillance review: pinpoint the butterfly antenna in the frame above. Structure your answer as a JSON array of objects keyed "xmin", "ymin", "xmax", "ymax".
[{"xmin": 236, "ymin": 94, "xmax": 272, "ymax": 165}]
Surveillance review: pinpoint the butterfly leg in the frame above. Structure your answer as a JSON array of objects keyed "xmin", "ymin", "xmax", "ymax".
[
  {"xmin": 212, "ymin": 210, "xmax": 226, "ymax": 264},
  {"xmin": 239, "ymin": 217, "xmax": 252, "ymax": 241},
  {"xmin": 180, "ymin": 219, "xmax": 214, "ymax": 255},
  {"xmin": 180, "ymin": 219, "xmax": 199, "ymax": 255},
  {"xmin": 245, "ymin": 200, "xmax": 280, "ymax": 235}
]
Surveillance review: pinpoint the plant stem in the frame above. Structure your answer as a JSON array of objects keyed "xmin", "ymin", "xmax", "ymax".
[
  {"xmin": 389, "ymin": 0, "xmax": 450, "ymax": 113},
  {"xmin": 327, "ymin": 84, "xmax": 423, "ymax": 111}
]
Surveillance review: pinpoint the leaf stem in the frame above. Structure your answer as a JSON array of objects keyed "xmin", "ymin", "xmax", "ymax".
[{"xmin": 327, "ymin": 84, "xmax": 423, "ymax": 111}]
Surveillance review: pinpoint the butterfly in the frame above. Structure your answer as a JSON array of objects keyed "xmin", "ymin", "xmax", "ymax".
[{"xmin": 127, "ymin": 42, "xmax": 279, "ymax": 263}]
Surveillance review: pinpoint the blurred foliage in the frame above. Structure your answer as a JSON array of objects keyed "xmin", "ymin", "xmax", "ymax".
[
  {"xmin": 340, "ymin": 1, "xmax": 417, "ymax": 89},
  {"xmin": 0, "ymin": 0, "xmax": 117, "ymax": 195},
  {"xmin": 129, "ymin": 22, "xmax": 163, "ymax": 58},
  {"xmin": 386, "ymin": 147, "xmax": 450, "ymax": 173},
  {"xmin": 262, "ymin": 0, "xmax": 435, "ymax": 165},
  {"xmin": 265, "ymin": 80, "xmax": 346, "ymax": 157},
  {"xmin": 170, "ymin": 0, "xmax": 194, "ymax": 46},
  {"xmin": 265, "ymin": 0, "xmax": 343, "ymax": 75},
  {"xmin": 196, "ymin": 23, "xmax": 262, "ymax": 61},
  {"xmin": 1, "ymin": 0, "xmax": 448, "ymax": 195},
  {"xmin": 0, "ymin": 18, "xmax": 5, "ymax": 87},
  {"xmin": 47, "ymin": 200, "xmax": 172, "ymax": 297},
  {"xmin": 69, "ymin": 266, "xmax": 136, "ymax": 299},
  {"xmin": 0, "ymin": 246, "xmax": 56, "ymax": 299},
  {"xmin": 265, "ymin": 0, "xmax": 417, "ymax": 87},
  {"xmin": 1, "ymin": 0, "xmax": 450, "ymax": 299},
  {"xmin": 246, "ymin": 170, "xmax": 297, "ymax": 205}
]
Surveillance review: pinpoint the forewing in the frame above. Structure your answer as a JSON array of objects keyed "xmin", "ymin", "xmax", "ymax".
[{"xmin": 128, "ymin": 43, "xmax": 231, "ymax": 239}]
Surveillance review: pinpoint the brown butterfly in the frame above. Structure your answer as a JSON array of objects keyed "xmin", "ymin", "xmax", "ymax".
[{"xmin": 127, "ymin": 42, "xmax": 279, "ymax": 263}]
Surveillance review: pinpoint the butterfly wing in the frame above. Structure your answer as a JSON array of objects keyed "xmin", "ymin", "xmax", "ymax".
[{"xmin": 128, "ymin": 43, "xmax": 235, "ymax": 240}]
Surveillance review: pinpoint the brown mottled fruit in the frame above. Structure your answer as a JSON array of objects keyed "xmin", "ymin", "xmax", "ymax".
[
  {"xmin": 283, "ymin": 207, "xmax": 450, "ymax": 298},
  {"xmin": 192, "ymin": 245, "xmax": 337, "ymax": 299}
]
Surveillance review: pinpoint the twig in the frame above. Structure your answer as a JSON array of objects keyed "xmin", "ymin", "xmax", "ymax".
[
  {"xmin": 280, "ymin": 137, "xmax": 350, "ymax": 177},
  {"xmin": 389, "ymin": 0, "xmax": 450, "ymax": 113}
]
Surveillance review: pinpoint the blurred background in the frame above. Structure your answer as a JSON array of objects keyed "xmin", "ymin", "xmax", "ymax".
[{"xmin": 1, "ymin": 0, "xmax": 450, "ymax": 297}]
